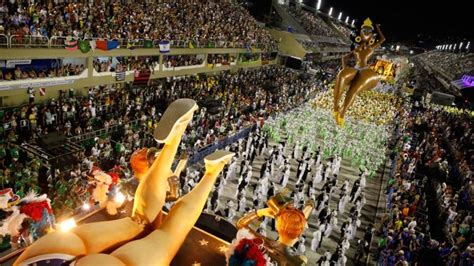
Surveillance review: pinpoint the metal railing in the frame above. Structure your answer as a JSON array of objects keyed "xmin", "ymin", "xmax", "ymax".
[
  {"xmin": 68, "ymin": 119, "xmax": 141, "ymax": 144},
  {"xmin": 0, "ymin": 34, "xmax": 8, "ymax": 47},
  {"xmin": 9, "ymin": 35, "xmax": 49, "ymax": 48},
  {"xmin": 49, "ymin": 36, "xmax": 68, "ymax": 48},
  {"xmin": 0, "ymin": 35, "xmax": 272, "ymax": 51}
]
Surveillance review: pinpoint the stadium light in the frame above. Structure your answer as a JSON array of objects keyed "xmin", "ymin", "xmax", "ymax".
[
  {"xmin": 459, "ymin": 42, "xmax": 463, "ymax": 50},
  {"xmin": 345, "ymin": 16, "xmax": 349, "ymax": 24},
  {"xmin": 329, "ymin": 7, "xmax": 333, "ymax": 17},
  {"xmin": 338, "ymin": 11, "xmax": 343, "ymax": 20},
  {"xmin": 351, "ymin": 19, "xmax": 355, "ymax": 26},
  {"xmin": 466, "ymin": 41, "xmax": 471, "ymax": 50},
  {"xmin": 449, "ymin": 44, "xmax": 453, "ymax": 50},
  {"xmin": 454, "ymin": 44, "xmax": 457, "ymax": 51},
  {"xmin": 316, "ymin": 0, "xmax": 322, "ymax": 10}
]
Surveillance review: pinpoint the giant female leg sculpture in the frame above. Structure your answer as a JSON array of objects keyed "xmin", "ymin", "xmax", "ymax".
[
  {"xmin": 333, "ymin": 68, "xmax": 357, "ymax": 119},
  {"xmin": 338, "ymin": 69, "xmax": 380, "ymax": 124},
  {"xmin": 15, "ymin": 99, "xmax": 234, "ymax": 266}
]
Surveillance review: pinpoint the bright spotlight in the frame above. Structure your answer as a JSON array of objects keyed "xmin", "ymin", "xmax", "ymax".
[
  {"xmin": 329, "ymin": 7, "xmax": 333, "ymax": 16},
  {"xmin": 114, "ymin": 192, "xmax": 126, "ymax": 205},
  {"xmin": 345, "ymin": 16, "xmax": 349, "ymax": 24},
  {"xmin": 82, "ymin": 203, "xmax": 90, "ymax": 211},
  {"xmin": 316, "ymin": 0, "xmax": 322, "ymax": 10},
  {"xmin": 338, "ymin": 12, "xmax": 342, "ymax": 20},
  {"xmin": 59, "ymin": 218, "xmax": 77, "ymax": 232},
  {"xmin": 459, "ymin": 42, "xmax": 463, "ymax": 49},
  {"xmin": 351, "ymin": 19, "xmax": 355, "ymax": 26}
]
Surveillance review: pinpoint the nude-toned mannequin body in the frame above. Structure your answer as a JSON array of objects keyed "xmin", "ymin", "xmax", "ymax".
[
  {"xmin": 333, "ymin": 19, "xmax": 386, "ymax": 126},
  {"xmin": 15, "ymin": 99, "xmax": 234, "ymax": 266}
]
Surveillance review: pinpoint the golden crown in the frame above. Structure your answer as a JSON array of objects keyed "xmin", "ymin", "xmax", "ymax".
[{"xmin": 362, "ymin": 18, "xmax": 374, "ymax": 30}]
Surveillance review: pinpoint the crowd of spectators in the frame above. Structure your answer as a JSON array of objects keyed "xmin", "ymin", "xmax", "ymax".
[
  {"xmin": 0, "ymin": 64, "xmax": 85, "ymax": 81},
  {"xmin": 374, "ymin": 101, "xmax": 473, "ymax": 265},
  {"xmin": 332, "ymin": 23, "xmax": 353, "ymax": 40},
  {"xmin": 207, "ymin": 54, "xmax": 236, "ymax": 65},
  {"xmin": 286, "ymin": 6, "xmax": 341, "ymax": 39},
  {"xmin": 299, "ymin": 39, "xmax": 349, "ymax": 52},
  {"xmin": 303, "ymin": 58, "xmax": 340, "ymax": 80},
  {"xmin": 163, "ymin": 55, "xmax": 204, "ymax": 68},
  {"xmin": 0, "ymin": 65, "xmax": 322, "ymax": 215},
  {"xmin": 416, "ymin": 51, "xmax": 474, "ymax": 80},
  {"xmin": 0, "ymin": 0, "xmax": 277, "ymax": 51},
  {"xmin": 93, "ymin": 56, "xmax": 159, "ymax": 73},
  {"xmin": 261, "ymin": 52, "xmax": 277, "ymax": 62}
]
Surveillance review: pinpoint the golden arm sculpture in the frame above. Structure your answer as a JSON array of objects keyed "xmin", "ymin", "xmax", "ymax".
[
  {"xmin": 236, "ymin": 189, "xmax": 315, "ymax": 266},
  {"xmin": 15, "ymin": 99, "xmax": 234, "ymax": 266},
  {"xmin": 333, "ymin": 18, "xmax": 386, "ymax": 127}
]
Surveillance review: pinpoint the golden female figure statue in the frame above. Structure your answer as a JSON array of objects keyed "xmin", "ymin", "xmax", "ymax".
[
  {"xmin": 333, "ymin": 18, "xmax": 385, "ymax": 126},
  {"xmin": 15, "ymin": 99, "xmax": 234, "ymax": 266}
]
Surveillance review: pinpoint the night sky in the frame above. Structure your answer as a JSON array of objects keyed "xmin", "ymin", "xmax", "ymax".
[{"xmin": 302, "ymin": 0, "xmax": 473, "ymax": 47}]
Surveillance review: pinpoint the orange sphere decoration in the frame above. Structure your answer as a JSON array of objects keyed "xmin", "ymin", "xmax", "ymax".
[
  {"xmin": 275, "ymin": 207, "xmax": 306, "ymax": 241},
  {"xmin": 130, "ymin": 148, "xmax": 149, "ymax": 179}
]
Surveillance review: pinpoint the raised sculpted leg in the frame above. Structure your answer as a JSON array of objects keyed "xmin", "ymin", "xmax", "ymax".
[{"xmin": 111, "ymin": 150, "xmax": 234, "ymax": 266}]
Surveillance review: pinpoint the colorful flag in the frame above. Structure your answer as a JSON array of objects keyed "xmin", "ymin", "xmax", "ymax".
[
  {"xmin": 207, "ymin": 41, "xmax": 215, "ymax": 48},
  {"xmin": 39, "ymin": 87, "xmax": 46, "ymax": 96},
  {"xmin": 64, "ymin": 38, "xmax": 78, "ymax": 51},
  {"xmin": 188, "ymin": 41, "xmax": 195, "ymax": 49},
  {"xmin": 116, "ymin": 71, "xmax": 126, "ymax": 81},
  {"xmin": 79, "ymin": 40, "xmax": 90, "ymax": 53},
  {"xmin": 144, "ymin": 39, "xmax": 153, "ymax": 48},
  {"xmin": 127, "ymin": 41, "xmax": 136, "ymax": 50},
  {"xmin": 96, "ymin": 40, "xmax": 108, "ymax": 50},
  {"xmin": 133, "ymin": 70, "xmax": 151, "ymax": 86},
  {"xmin": 159, "ymin": 40, "xmax": 170, "ymax": 53},
  {"xmin": 107, "ymin": 40, "xmax": 119, "ymax": 50}
]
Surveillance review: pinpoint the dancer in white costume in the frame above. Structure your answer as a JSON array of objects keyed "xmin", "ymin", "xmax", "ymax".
[
  {"xmin": 226, "ymin": 159, "xmax": 237, "ymax": 181},
  {"xmin": 338, "ymin": 194, "xmax": 348, "ymax": 215},
  {"xmin": 313, "ymin": 164, "xmax": 323, "ymax": 185},
  {"xmin": 311, "ymin": 228, "xmax": 323, "ymax": 252}
]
